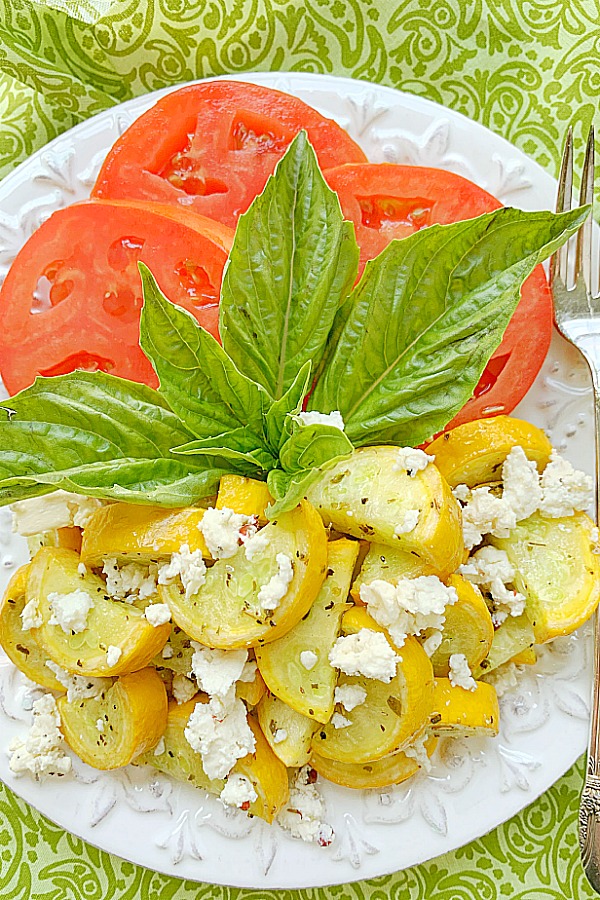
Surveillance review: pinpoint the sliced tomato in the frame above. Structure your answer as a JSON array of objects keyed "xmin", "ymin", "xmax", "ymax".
[
  {"xmin": 0, "ymin": 200, "xmax": 233, "ymax": 395},
  {"xmin": 324, "ymin": 164, "xmax": 553, "ymax": 427},
  {"xmin": 92, "ymin": 81, "xmax": 367, "ymax": 228}
]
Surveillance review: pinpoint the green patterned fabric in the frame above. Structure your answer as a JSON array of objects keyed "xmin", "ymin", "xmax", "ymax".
[{"xmin": 1, "ymin": 0, "xmax": 600, "ymax": 896}]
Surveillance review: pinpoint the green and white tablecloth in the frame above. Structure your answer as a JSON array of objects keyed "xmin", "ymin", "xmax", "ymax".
[{"xmin": 1, "ymin": 2, "xmax": 600, "ymax": 897}]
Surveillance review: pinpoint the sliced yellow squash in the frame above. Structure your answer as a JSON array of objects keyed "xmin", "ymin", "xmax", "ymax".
[
  {"xmin": 429, "ymin": 575, "xmax": 494, "ymax": 677},
  {"xmin": 474, "ymin": 612, "xmax": 535, "ymax": 678},
  {"xmin": 236, "ymin": 667, "xmax": 267, "ymax": 707},
  {"xmin": 306, "ymin": 446, "xmax": 463, "ymax": 578},
  {"xmin": 80, "ymin": 503, "xmax": 210, "ymax": 566},
  {"xmin": 257, "ymin": 691, "xmax": 318, "ymax": 767},
  {"xmin": 311, "ymin": 735, "xmax": 437, "ymax": 789},
  {"xmin": 427, "ymin": 416, "xmax": 553, "ymax": 488},
  {"xmin": 0, "ymin": 564, "xmax": 63, "ymax": 691},
  {"xmin": 350, "ymin": 543, "xmax": 435, "ymax": 603},
  {"xmin": 511, "ymin": 646, "xmax": 537, "ymax": 666},
  {"xmin": 255, "ymin": 538, "xmax": 357, "ymax": 722},
  {"xmin": 490, "ymin": 511, "xmax": 600, "ymax": 643},
  {"xmin": 429, "ymin": 677, "xmax": 500, "ymax": 737},
  {"xmin": 29, "ymin": 547, "xmax": 170, "ymax": 676},
  {"xmin": 159, "ymin": 500, "xmax": 327, "ymax": 650},
  {"xmin": 236, "ymin": 716, "xmax": 290, "ymax": 823},
  {"xmin": 151, "ymin": 625, "xmax": 194, "ymax": 677},
  {"xmin": 58, "ymin": 667, "xmax": 168, "ymax": 768},
  {"xmin": 216, "ymin": 474, "xmax": 273, "ymax": 523}
]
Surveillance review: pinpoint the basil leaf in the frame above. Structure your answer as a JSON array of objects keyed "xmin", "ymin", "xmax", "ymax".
[
  {"xmin": 311, "ymin": 205, "xmax": 589, "ymax": 447},
  {"xmin": 263, "ymin": 360, "xmax": 312, "ymax": 452},
  {"xmin": 279, "ymin": 422, "xmax": 353, "ymax": 473},
  {"xmin": 139, "ymin": 264, "xmax": 271, "ymax": 440},
  {"xmin": 220, "ymin": 132, "xmax": 359, "ymax": 399},
  {"xmin": 266, "ymin": 467, "xmax": 324, "ymax": 518},
  {"xmin": 172, "ymin": 428, "xmax": 276, "ymax": 473}
]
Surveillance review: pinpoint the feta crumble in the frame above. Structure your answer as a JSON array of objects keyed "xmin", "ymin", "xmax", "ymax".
[
  {"xmin": 220, "ymin": 773, "xmax": 258, "ymax": 809},
  {"xmin": 360, "ymin": 575, "xmax": 458, "ymax": 648},
  {"xmin": 331, "ymin": 712, "xmax": 352, "ymax": 729},
  {"xmin": 421, "ymin": 629, "xmax": 443, "ymax": 657},
  {"xmin": 162, "ymin": 644, "xmax": 174, "ymax": 660},
  {"xmin": 172, "ymin": 674, "xmax": 198, "ymax": 705},
  {"xmin": 154, "ymin": 736, "xmax": 166, "ymax": 756},
  {"xmin": 11, "ymin": 491, "xmax": 104, "ymax": 536},
  {"xmin": 502, "ymin": 446, "xmax": 542, "ymax": 521},
  {"xmin": 199, "ymin": 507, "xmax": 257, "ymax": 559},
  {"xmin": 257, "ymin": 553, "xmax": 294, "ymax": 611},
  {"xmin": 334, "ymin": 684, "xmax": 367, "ymax": 712},
  {"xmin": 277, "ymin": 766, "xmax": 334, "ymax": 845},
  {"xmin": 9, "ymin": 694, "xmax": 71, "ymax": 778},
  {"xmin": 394, "ymin": 509, "xmax": 420, "ymax": 535},
  {"xmin": 243, "ymin": 529, "xmax": 270, "ymax": 561},
  {"xmin": 184, "ymin": 689, "xmax": 256, "ymax": 780},
  {"xmin": 404, "ymin": 732, "xmax": 432, "ymax": 772},
  {"xmin": 393, "ymin": 447, "xmax": 435, "ymax": 476},
  {"xmin": 329, "ymin": 629, "xmax": 398, "ymax": 683},
  {"xmin": 77, "ymin": 562, "xmax": 87, "ymax": 577},
  {"xmin": 539, "ymin": 450, "xmax": 594, "ymax": 517},
  {"xmin": 157, "ymin": 544, "xmax": 206, "ymax": 600},
  {"xmin": 273, "ymin": 728, "xmax": 288, "ymax": 744},
  {"xmin": 96, "ymin": 718, "xmax": 105, "ymax": 733},
  {"xmin": 106, "ymin": 645, "xmax": 122, "ymax": 668},
  {"xmin": 190, "ymin": 644, "xmax": 248, "ymax": 698},
  {"xmin": 144, "ymin": 603, "xmax": 171, "ymax": 627},
  {"xmin": 448, "ymin": 653, "xmax": 477, "ymax": 691},
  {"xmin": 103, "ymin": 558, "xmax": 158, "ymax": 602},
  {"xmin": 459, "ymin": 545, "xmax": 526, "ymax": 624},
  {"xmin": 239, "ymin": 659, "xmax": 258, "ymax": 683},
  {"xmin": 460, "ymin": 487, "xmax": 517, "ymax": 550},
  {"xmin": 47, "ymin": 589, "xmax": 94, "ymax": 634},
  {"xmin": 300, "ymin": 650, "xmax": 318, "ymax": 671},
  {"xmin": 45, "ymin": 661, "xmax": 110, "ymax": 703},
  {"xmin": 21, "ymin": 597, "xmax": 42, "ymax": 631},
  {"xmin": 296, "ymin": 410, "xmax": 345, "ymax": 431}
]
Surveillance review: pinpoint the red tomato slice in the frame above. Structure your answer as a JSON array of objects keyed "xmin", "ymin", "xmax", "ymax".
[
  {"xmin": 324, "ymin": 164, "xmax": 553, "ymax": 427},
  {"xmin": 92, "ymin": 81, "xmax": 367, "ymax": 228},
  {"xmin": 0, "ymin": 200, "xmax": 233, "ymax": 395}
]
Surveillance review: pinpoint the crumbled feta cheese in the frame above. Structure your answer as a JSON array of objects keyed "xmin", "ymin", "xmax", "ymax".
[
  {"xmin": 539, "ymin": 450, "xmax": 594, "ymax": 517},
  {"xmin": 243, "ymin": 529, "xmax": 270, "ymax": 562},
  {"xmin": 257, "ymin": 553, "xmax": 294, "ymax": 611},
  {"xmin": 45, "ymin": 661, "xmax": 110, "ymax": 703},
  {"xmin": 297, "ymin": 410, "xmax": 345, "ymax": 431},
  {"xmin": 331, "ymin": 712, "xmax": 352, "ymax": 729},
  {"xmin": 154, "ymin": 736, "xmax": 166, "ymax": 756},
  {"xmin": 277, "ymin": 766, "xmax": 334, "ymax": 845},
  {"xmin": 394, "ymin": 509, "xmax": 420, "ymax": 535},
  {"xmin": 9, "ymin": 694, "xmax": 71, "ymax": 778},
  {"xmin": 106, "ymin": 645, "xmax": 122, "ymax": 668},
  {"xmin": 21, "ymin": 597, "xmax": 42, "ymax": 631},
  {"xmin": 273, "ymin": 729, "xmax": 288, "ymax": 744},
  {"xmin": 404, "ymin": 732, "xmax": 432, "ymax": 772},
  {"xmin": 502, "ymin": 446, "xmax": 542, "ymax": 521},
  {"xmin": 300, "ymin": 650, "xmax": 318, "ymax": 671},
  {"xmin": 96, "ymin": 718, "xmax": 105, "ymax": 733},
  {"xmin": 393, "ymin": 447, "xmax": 435, "ymax": 476},
  {"xmin": 448, "ymin": 653, "xmax": 477, "ymax": 691},
  {"xmin": 184, "ymin": 689, "xmax": 256, "ymax": 780},
  {"xmin": 238, "ymin": 660, "xmax": 258, "ymax": 683},
  {"xmin": 422, "ymin": 629, "xmax": 443, "ymax": 657},
  {"xmin": 190, "ymin": 644, "xmax": 248, "ymax": 698},
  {"xmin": 329, "ymin": 629, "xmax": 398, "ymax": 683},
  {"xmin": 102, "ymin": 558, "xmax": 158, "ymax": 602},
  {"xmin": 162, "ymin": 644, "xmax": 174, "ymax": 660},
  {"xmin": 459, "ymin": 546, "xmax": 526, "ymax": 621},
  {"xmin": 334, "ymin": 684, "xmax": 367, "ymax": 712},
  {"xmin": 460, "ymin": 487, "xmax": 517, "ymax": 550},
  {"xmin": 144, "ymin": 603, "xmax": 171, "ymax": 627},
  {"xmin": 157, "ymin": 543, "xmax": 206, "ymax": 600},
  {"xmin": 77, "ymin": 562, "xmax": 87, "ymax": 577},
  {"xmin": 172, "ymin": 674, "xmax": 198, "ymax": 705},
  {"xmin": 482, "ymin": 661, "xmax": 520, "ymax": 697},
  {"xmin": 47, "ymin": 590, "xmax": 94, "ymax": 634},
  {"xmin": 11, "ymin": 492, "xmax": 104, "ymax": 536},
  {"xmin": 220, "ymin": 773, "xmax": 258, "ymax": 809},
  {"xmin": 360, "ymin": 575, "xmax": 457, "ymax": 648},
  {"xmin": 453, "ymin": 483, "xmax": 471, "ymax": 503},
  {"xmin": 199, "ymin": 507, "xmax": 257, "ymax": 559}
]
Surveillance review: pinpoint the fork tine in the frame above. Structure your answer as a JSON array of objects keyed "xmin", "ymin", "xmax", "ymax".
[
  {"xmin": 576, "ymin": 126, "xmax": 595, "ymax": 293},
  {"xmin": 552, "ymin": 127, "xmax": 574, "ymax": 286}
]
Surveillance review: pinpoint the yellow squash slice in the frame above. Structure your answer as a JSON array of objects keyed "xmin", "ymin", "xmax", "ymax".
[
  {"xmin": 427, "ymin": 416, "xmax": 553, "ymax": 488},
  {"xmin": 350, "ymin": 543, "xmax": 435, "ymax": 603},
  {"xmin": 491, "ymin": 512, "xmax": 600, "ymax": 643},
  {"xmin": 80, "ymin": 503, "xmax": 210, "ymax": 567},
  {"xmin": 429, "ymin": 575, "xmax": 494, "ymax": 677},
  {"xmin": 429, "ymin": 677, "xmax": 500, "ymax": 738},
  {"xmin": 216, "ymin": 474, "xmax": 273, "ymax": 523},
  {"xmin": 237, "ymin": 716, "xmax": 290, "ymax": 823},
  {"xmin": 306, "ymin": 446, "xmax": 463, "ymax": 578},
  {"xmin": 257, "ymin": 691, "xmax": 318, "ymax": 767},
  {"xmin": 58, "ymin": 667, "xmax": 168, "ymax": 768},
  {"xmin": 511, "ymin": 646, "xmax": 537, "ymax": 665},
  {"xmin": 236, "ymin": 667, "xmax": 267, "ymax": 707},
  {"xmin": 29, "ymin": 547, "xmax": 170, "ymax": 676},
  {"xmin": 0, "ymin": 564, "xmax": 63, "ymax": 691},
  {"xmin": 152, "ymin": 625, "xmax": 194, "ymax": 676},
  {"xmin": 255, "ymin": 538, "xmax": 357, "ymax": 722},
  {"xmin": 160, "ymin": 501, "xmax": 327, "ymax": 650},
  {"xmin": 311, "ymin": 735, "xmax": 437, "ymax": 789},
  {"xmin": 474, "ymin": 613, "xmax": 535, "ymax": 678}
]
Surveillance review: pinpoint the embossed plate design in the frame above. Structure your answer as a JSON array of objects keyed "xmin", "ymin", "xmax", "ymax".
[{"xmin": 0, "ymin": 73, "xmax": 595, "ymax": 889}]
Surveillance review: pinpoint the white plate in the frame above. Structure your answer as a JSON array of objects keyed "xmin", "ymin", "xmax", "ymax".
[{"xmin": 0, "ymin": 73, "xmax": 595, "ymax": 890}]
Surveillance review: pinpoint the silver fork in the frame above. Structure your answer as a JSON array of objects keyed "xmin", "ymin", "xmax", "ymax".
[{"xmin": 551, "ymin": 126, "xmax": 600, "ymax": 892}]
